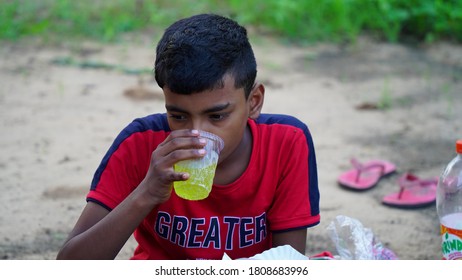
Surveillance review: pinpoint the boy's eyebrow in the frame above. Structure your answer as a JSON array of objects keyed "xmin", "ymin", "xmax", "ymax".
[
  {"xmin": 202, "ymin": 102, "xmax": 230, "ymax": 113},
  {"xmin": 165, "ymin": 103, "xmax": 230, "ymax": 114},
  {"xmin": 165, "ymin": 104, "xmax": 187, "ymax": 113}
]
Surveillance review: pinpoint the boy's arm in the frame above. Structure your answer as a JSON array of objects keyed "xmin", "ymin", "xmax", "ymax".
[
  {"xmin": 272, "ymin": 229, "xmax": 307, "ymax": 255},
  {"xmin": 57, "ymin": 129, "xmax": 206, "ymax": 259},
  {"xmin": 56, "ymin": 184, "xmax": 162, "ymax": 259}
]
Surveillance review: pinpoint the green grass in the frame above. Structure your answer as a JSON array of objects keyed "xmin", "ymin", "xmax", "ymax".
[
  {"xmin": 1, "ymin": 0, "xmax": 461, "ymax": 44},
  {"xmin": 378, "ymin": 77, "xmax": 393, "ymax": 110}
]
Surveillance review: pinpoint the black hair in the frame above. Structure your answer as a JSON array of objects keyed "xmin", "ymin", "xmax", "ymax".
[{"xmin": 154, "ymin": 14, "xmax": 257, "ymax": 98}]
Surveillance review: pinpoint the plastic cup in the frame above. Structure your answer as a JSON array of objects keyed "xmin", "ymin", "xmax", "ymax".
[{"xmin": 173, "ymin": 131, "xmax": 224, "ymax": 200}]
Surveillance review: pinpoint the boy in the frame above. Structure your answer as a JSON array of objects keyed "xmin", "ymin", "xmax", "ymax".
[{"xmin": 57, "ymin": 13, "xmax": 320, "ymax": 260}]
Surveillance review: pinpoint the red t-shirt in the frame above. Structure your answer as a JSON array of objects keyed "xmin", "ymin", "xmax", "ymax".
[{"xmin": 87, "ymin": 113, "xmax": 320, "ymax": 259}]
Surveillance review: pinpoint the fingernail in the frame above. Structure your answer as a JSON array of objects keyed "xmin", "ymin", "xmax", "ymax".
[
  {"xmin": 199, "ymin": 138, "xmax": 207, "ymax": 144},
  {"xmin": 191, "ymin": 129, "xmax": 199, "ymax": 135},
  {"xmin": 198, "ymin": 149, "xmax": 206, "ymax": 155}
]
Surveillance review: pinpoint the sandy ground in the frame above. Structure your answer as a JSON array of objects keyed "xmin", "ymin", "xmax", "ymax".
[{"xmin": 0, "ymin": 33, "xmax": 461, "ymax": 260}]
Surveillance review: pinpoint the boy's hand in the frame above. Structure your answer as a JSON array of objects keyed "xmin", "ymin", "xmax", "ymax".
[{"xmin": 139, "ymin": 129, "xmax": 206, "ymax": 204}]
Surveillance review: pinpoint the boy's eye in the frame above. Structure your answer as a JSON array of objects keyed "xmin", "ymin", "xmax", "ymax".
[
  {"xmin": 169, "ymin": 114, "xmax": 186, "ymax": 121},
  {"xmin": 209, "ymin": 113, "xmax": 228, "ymax": 121}
]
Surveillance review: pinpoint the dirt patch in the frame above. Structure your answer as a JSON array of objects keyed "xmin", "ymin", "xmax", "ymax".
[{"xmin": 42, "ymin": 185, "xmax": 88, "ymax": 200}]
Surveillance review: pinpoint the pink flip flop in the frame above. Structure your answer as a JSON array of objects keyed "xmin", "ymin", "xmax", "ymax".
[
  {"xmin": 338, "ymin": 158, "xmax": 397, "ymax": 191},
  {"xmin": 382, "ymin": 173, "xmax": 438, "ymax": 209}
]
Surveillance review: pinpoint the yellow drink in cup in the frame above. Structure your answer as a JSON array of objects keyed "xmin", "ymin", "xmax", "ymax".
[{"xmin": 173, "ymin": 131, "xmax": 224, "ymax": 200}]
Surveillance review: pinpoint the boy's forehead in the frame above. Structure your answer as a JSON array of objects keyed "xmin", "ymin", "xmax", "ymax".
[
  {"xmin": 163, "ymin": 77, "xmax": 245, "ymax": 108},
  {"xmin": 164, "ymin": 74, "xmax": 239, "ymax": 94}
]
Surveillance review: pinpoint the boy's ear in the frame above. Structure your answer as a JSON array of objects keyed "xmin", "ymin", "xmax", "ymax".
[{"xmin": 248, "ymin": 83, "xmax": 265, "ymax": 120}]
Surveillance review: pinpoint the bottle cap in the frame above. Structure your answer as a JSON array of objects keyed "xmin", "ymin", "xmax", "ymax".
[{"xmin": 457, "ymin": 139, "xmax": 462, "ymax": 154}]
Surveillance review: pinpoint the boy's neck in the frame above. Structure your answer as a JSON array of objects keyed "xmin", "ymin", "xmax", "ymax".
[{"xmin": 214, "ymin": 124, "xmax": 252, "ymax": 185}]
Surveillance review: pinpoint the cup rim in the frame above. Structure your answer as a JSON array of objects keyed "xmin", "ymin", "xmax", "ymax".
[{"xmin": 198, "ymin": 130, "xmax": 224, "ymax": 152}]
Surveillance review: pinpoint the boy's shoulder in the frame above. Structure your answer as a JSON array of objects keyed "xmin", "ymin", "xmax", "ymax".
[
  {"xmin": 122, "ymin": 113, "xmax": 170, "ymax": 134},
  {"xmin": 256, "ymin": 113, "xmax": 308, "ymax": 130},
  {"xmin": 134, "ymin": 113, "xmax": 169, "ymax": 129},
  {"xmin": 254, "ymin": 114, "xmax": 315, "ymax": 149},
  {"xmin": 110, "ymin": 113, "xmax": 169, "ymax": 146}
]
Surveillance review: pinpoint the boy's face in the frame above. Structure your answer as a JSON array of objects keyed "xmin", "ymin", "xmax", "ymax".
[{"xmin": 163, "ymin": 75, "xmax": 260, "ymax": 165}]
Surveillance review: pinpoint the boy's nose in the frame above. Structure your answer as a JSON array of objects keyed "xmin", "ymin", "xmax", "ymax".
[{"xmin": 191, "ymin": 120, "xmax": 209, "ymax": 132}]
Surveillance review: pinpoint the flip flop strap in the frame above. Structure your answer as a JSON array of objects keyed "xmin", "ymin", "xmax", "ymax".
[
  {"xmin": 351, "ymin": 158, "xmax": 386, "ymax": 182},
  {"xmin": 397, "ymin": 173, "xmax": 437, "ymax": 199}
]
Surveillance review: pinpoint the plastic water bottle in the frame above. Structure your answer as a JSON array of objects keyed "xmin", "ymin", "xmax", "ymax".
[{"xmin": 436, "ymin": 139, "xmax": 462, "ymax": 260}]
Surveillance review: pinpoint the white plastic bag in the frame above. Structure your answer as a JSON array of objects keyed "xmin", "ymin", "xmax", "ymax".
[{"xmin": 326, "ymin": 215, "xmax": 398, "ymax": 260}]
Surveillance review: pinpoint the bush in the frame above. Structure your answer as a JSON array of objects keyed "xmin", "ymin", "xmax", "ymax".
[{"xmin": 0, "ymin": 0, "xmax": 461, "ymax": 43}]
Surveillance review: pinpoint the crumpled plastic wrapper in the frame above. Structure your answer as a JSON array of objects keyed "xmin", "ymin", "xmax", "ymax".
[{"xmin": 326, "ymin": 215, "xmax": 398, "ymax": 260}]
